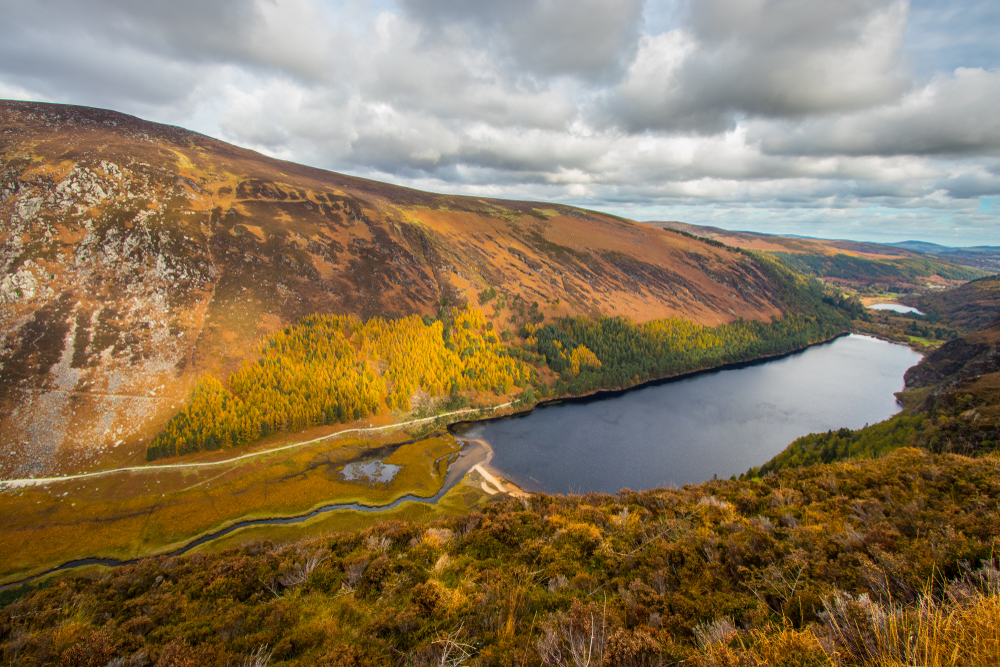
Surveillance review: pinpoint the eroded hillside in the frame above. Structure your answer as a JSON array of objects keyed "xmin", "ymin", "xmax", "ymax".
[{"xmin": 0, "ymin": 101, "xmax": 787, "ymax": 478}]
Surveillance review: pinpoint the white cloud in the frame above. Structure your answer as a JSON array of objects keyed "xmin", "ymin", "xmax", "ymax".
[
  {"xmin": 607, "ymin": 0, "xmax": 911, "ymax": 132},
  {"xmin": 0, "ymin": 0, "xmax": 998, "ymax": 245}
]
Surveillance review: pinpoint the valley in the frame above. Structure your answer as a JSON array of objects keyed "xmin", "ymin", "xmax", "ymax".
[
  {"xmin": 650, "ymin": 220, "xmax": 989, "ymax": 293},
  {"xmin": 0, "ymin": 104, "xmax": 988, "ymax": 552},
  {"xmin": 2, "ymin": 101, "xmax": 999, "ymax": 667},
  {"xmin": 0, "ymin": 101, "xmax": 858, "ymax": 582}
]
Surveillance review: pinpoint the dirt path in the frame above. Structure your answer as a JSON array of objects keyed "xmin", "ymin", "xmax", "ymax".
[{"xmin": 1, "ymin": 403, "xmax": 512, "ymax": 489}]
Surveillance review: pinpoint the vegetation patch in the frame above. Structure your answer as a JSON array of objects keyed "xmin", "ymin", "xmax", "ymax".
[
  {"xmin": 3, "ymin": 448, "xmax": 998, "ymax": 666},
  {"xmin": 147, "ymin": 308, "xmax": 531, "ymax": 460}
]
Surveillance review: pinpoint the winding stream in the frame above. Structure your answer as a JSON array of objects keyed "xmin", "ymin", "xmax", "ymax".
[{"xmin": 1, "ymin": 439, "xmax": 494, "ymax": 590}]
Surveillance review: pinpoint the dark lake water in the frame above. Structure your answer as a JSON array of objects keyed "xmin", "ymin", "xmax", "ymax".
[{"xmin": 464, "ymin": 335, "xmax": 922, "ymax": 494}]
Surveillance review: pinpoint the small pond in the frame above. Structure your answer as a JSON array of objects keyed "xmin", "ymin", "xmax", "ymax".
[{"xmin": 339, "ymin": 459, "xmax": 401, "ymax": 484}]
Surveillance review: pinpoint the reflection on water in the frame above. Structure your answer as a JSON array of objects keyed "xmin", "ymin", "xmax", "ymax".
[
  {"xmin": 340, "ymin": 459, "xmax": 401, "ymax": 483},
  {"xmin": 477, "ymin": 335, "xmax": 922, "ymax": 494}
]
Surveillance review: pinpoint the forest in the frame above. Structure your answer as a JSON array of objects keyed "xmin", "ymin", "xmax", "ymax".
[
  {"xmin": 526, "ymin": 310, "xmax": 844, "ymax": 397},
  {"xmin": 526, "ymin": 254, "xmax": 855, "ymax": 396},
  {"xmin": 146, "ymin": 307, "xmax": 532, "ymax": 460}
]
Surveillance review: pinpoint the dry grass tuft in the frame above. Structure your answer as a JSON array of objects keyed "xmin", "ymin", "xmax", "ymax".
[{"xmin": 818, "ymin": 564, "xmax": 1000, "ymax": 666}]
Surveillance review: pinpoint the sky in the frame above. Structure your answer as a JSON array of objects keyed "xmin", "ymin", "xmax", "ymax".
[{"xmin": 1, "ymin": 0, "xmax": 998, "ymax": 246}]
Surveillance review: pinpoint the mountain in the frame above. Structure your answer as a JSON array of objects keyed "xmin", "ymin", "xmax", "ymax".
[
  {"xmin": 891, "ymin": 240, "xmax": 953, "ymax": 254},
  {"xmin": 0, "ymin": 101, "xmax": 791, "ymax": 479},
  {"xmin": 649, "ymin": 221, "xmax": 988, "ymax": 289}
]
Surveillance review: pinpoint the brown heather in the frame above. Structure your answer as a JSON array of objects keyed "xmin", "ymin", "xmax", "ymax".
[{"xmin": 3, "ymin": 447, "xmax": 999, "ymax": 666}]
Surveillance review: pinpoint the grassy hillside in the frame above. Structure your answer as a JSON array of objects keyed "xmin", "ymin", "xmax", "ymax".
[
  {"xmin": 769, "ymin": 251, "xmax": 981, "ymax": 287},
  {"xmin": 913, "ymin": 275, "xmax": 1000, "ymax": 332},
  {"xmin": 652, "ymin": 221, "xmax": 986, "ymax": 292}
]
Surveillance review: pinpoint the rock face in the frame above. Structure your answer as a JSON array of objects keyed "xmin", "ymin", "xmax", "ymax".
[{"xmin": 0, "ymin": 101, "xmax": 788, "ymax": 477}]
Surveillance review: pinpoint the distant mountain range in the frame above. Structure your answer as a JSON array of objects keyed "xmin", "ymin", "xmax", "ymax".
[
  {"xmin": 888, "ymin": 240, "xmax": 1000, "ymax": 273},
  {"xmin": 649, "ymin": 221, "xmax": 998, "ymax": 282}
]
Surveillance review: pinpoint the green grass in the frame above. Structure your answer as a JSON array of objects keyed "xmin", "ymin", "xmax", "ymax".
[
  {"xmin": 186, "ymin": 476, "xmax": 494, "ymax": 556},
  {"xmin": 908, "ymin": 335, "xmax": 945, "ymax": 347}
]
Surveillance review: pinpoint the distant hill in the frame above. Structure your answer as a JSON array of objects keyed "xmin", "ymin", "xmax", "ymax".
[
  {"xmin": 649, "ymin": 221, "xmax": 988, "ymax": 289},
  {"xmin": 0, "ymin": 101, "xmax": 794, "ymax": 477},
  {"xmin": 915, "ymin": 275, "xmax": 1000, "ymax": 331},
  {"xmin": 889, "ymin": 240, "xmax": 1000, "ymax": 273},
  {"xmin": 891, "ymin": 240, "xmax": 953, "ymax": 254}
]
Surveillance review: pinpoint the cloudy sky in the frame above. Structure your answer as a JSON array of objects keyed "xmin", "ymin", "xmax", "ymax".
[{"xmin": 2, "ymin": 0, "xmax": 998, "ymax": 246}]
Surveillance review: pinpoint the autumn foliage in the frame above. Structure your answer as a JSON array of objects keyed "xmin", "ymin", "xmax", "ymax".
[{"xmin": 146, "ymin": 307, "xmax": 531, "ymax": 460}]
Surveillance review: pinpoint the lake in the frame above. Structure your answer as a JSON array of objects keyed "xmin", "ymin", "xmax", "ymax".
[
  {"xmin": 464, "ymin": 335, "xmax": 922, "ymax": 494},
  {"xmin": 869, "ymin": 303, "xmax": 924, "ymax": 315}
]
